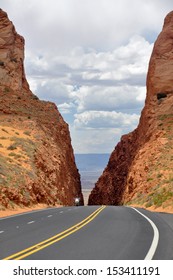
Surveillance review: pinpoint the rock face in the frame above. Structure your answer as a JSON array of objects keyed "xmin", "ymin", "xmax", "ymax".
[
  {"xmin": 0, "ymin": 9, "xmax": 83, "ymax": 209},
  {"xmin": 0, "ymin": 9, "xmax": 29, "ymax": 92},
  {"xmin": 89, "ymin": 11, "xmax": 173, "ymax": 210}
]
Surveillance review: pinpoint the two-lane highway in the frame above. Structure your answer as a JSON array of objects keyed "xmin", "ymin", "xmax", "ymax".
[{"xmin": 0, "ymin": 206, "xmax": 173, "ymax": 260}]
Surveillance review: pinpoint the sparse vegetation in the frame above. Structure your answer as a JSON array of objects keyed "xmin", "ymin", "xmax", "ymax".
[
  {"xmin": 127, "ymin": 186, "xmax": 173, "ymax": 209},
  {"xmin": 23, "ymin": 131, "xmax": 31, "ymax": 136},
  {"xmin": 10, "ymin": 137, "xmax": 36, "ymax": 158},
  {"xmin": 147, "ymin": 177, "xmax": 153, "ymax": 182},
  {"xmin": 146, "ymin": 188, "xmax": 173, "ymax": 208},
  {"xmin": 7, "ymin": 144, "xmax": 17, "ymax": 150},
  {"xmin": 158, "ymin": 122, "xmax": 163, "ymax": 127},
  {"xmin": 158, "ymin": 114, "xmax": 173, "ymax": 121},
  {"xmin": 1, "ymin": 128, "xmax": 8, "ymax": 133},
  {"xmin": 8, "ymin": 152, "xmax": 17, "ymax": 157},
  {"xmin": 32, "ymin": 94, "xmax": 39, "ymax": 100},
  {"xmin": 8, "ymin": 153, "xmax": 22, "ymax": 160}
]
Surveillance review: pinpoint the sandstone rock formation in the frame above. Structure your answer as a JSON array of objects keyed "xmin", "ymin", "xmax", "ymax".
[
  {"xmin": 0, "ymin": 9, "xmax": 83, "ymax": 209},
  {"xmin": 89, "ymin": 11, "xmax": 173, "ymax": 210}
]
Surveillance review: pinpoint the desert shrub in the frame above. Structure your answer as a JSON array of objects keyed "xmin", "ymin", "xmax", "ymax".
[
  {"xmin": 147, "ymin": 177, "xmax": 153, "ymax": 182},
  {"xmin": 7, "ymin": 144, "xmax": 17, "ymax": 150},
  {"xmin": 32, "ymin": 94, "xmax": 39, "ymax": 100},
  {"xmin": 11, "ymin": 137, "xmax": 36, "ymax": 159},
  {"xmin": 145, "ymin": 201, "xmax": 153, "ymax": 208},
  {"xmin": 1, "ymin": 128, "xmax": 8, "ymax": 133},
  {"xmin": 8, "ymin": 152, "xmax": 17, "ymax": 157},
  {"xmin": 152, "ymin": 189, "xmax": 173, "ymax": 207},
  {"xmin": 24, "ymin": 131, "xmax": 31, "ymax": 136}
]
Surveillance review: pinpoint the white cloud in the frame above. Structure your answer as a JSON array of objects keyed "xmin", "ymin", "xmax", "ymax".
[
  {"xmin": 1, "ymin": 0, "xmax": 171, "ymax": 52},
  {"xmin": 25, "ymin": 35, "xmax": 151, "ymax": 113},
  {"xmin": 72, "ymin": 85, "xmax": 146, "ymax": 113},
  {"xmin": 70, "ymin": 126, "xmax": 122, "ymax": 154},
  {"xmin": 0, "ymin": 0, "xmax": 172, "ymax": 153},
  {"xmin": 58, "ymin": 103, "xmax": 75, "ymax": 114},
  {"xmin": 74, "ymin": 111, "xmax": 139, "ymax": 130}
]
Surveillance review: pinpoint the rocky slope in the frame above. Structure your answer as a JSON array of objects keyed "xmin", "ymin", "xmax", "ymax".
[
  {"xmin": 88, "ymin": 11, "xmax": 173, "ymax": 211},
  {"xmin": 0, "ymin": 9, "xmax": 83, "ymax": 209}
]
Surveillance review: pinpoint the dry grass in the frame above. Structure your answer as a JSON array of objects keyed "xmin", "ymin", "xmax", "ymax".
[
  {"xmin": 0, "ymin": 124, "xmax": 38, "ymax": 195},
  {"xmin": 0, "ymin": 124, "xmax": 36, "ymax": 170}
]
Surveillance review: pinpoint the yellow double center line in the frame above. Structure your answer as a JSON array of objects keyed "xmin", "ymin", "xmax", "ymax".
[{"xmin": 4, "ymin": 206, "xmax": 106, "ymax": 260}]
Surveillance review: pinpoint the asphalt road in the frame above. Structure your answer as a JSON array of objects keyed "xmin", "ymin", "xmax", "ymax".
[{"xmin": 0, "ymin": 206, "xmax": 173, "ymax": 260}]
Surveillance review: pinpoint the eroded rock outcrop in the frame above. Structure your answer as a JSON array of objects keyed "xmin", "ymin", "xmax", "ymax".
[
  {"xmin": 89, "ymin": 11, "xmax": 173, "ymax": 210},
  {"xmin": 0, "ymin": 9, "xmax": 83, "ymax": 209}
]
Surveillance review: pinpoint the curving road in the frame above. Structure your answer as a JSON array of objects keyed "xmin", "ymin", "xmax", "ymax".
[{"xmin": 0, "ymin": 206, "xmax": 173, "ymax": 260}]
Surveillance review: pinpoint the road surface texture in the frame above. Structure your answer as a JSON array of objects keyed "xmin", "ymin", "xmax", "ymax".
[{"xmin": 0, "ymin": 206, "xmax": 173, "ymax": 260}]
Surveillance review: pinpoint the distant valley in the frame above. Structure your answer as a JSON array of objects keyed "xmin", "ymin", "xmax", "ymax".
[{"xmin": 75, "ymin": 154, "xmax": 109, "ymax": 190}]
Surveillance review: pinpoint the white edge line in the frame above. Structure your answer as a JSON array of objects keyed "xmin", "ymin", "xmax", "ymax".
[
  {"xmin": 0, "ymin": 231, "xmax": 4, "ymax": 234},
  {"xmin": 131, "ymin": 207, "xmax": 159, "ymax": 260}
]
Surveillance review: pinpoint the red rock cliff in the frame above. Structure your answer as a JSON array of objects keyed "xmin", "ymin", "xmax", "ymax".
[
  {"xmin": 0, "ymin": 9, "xmax": 83, "ymax": 208},
  {"xmin": 89, "ymin": 11, "xmax": 173, "ymax": 210}
]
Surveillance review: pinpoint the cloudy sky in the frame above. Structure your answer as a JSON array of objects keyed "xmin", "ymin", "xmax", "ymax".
[{"xmin": 1, "ymin": 0, "xmax": 173, "ymax": 153}]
